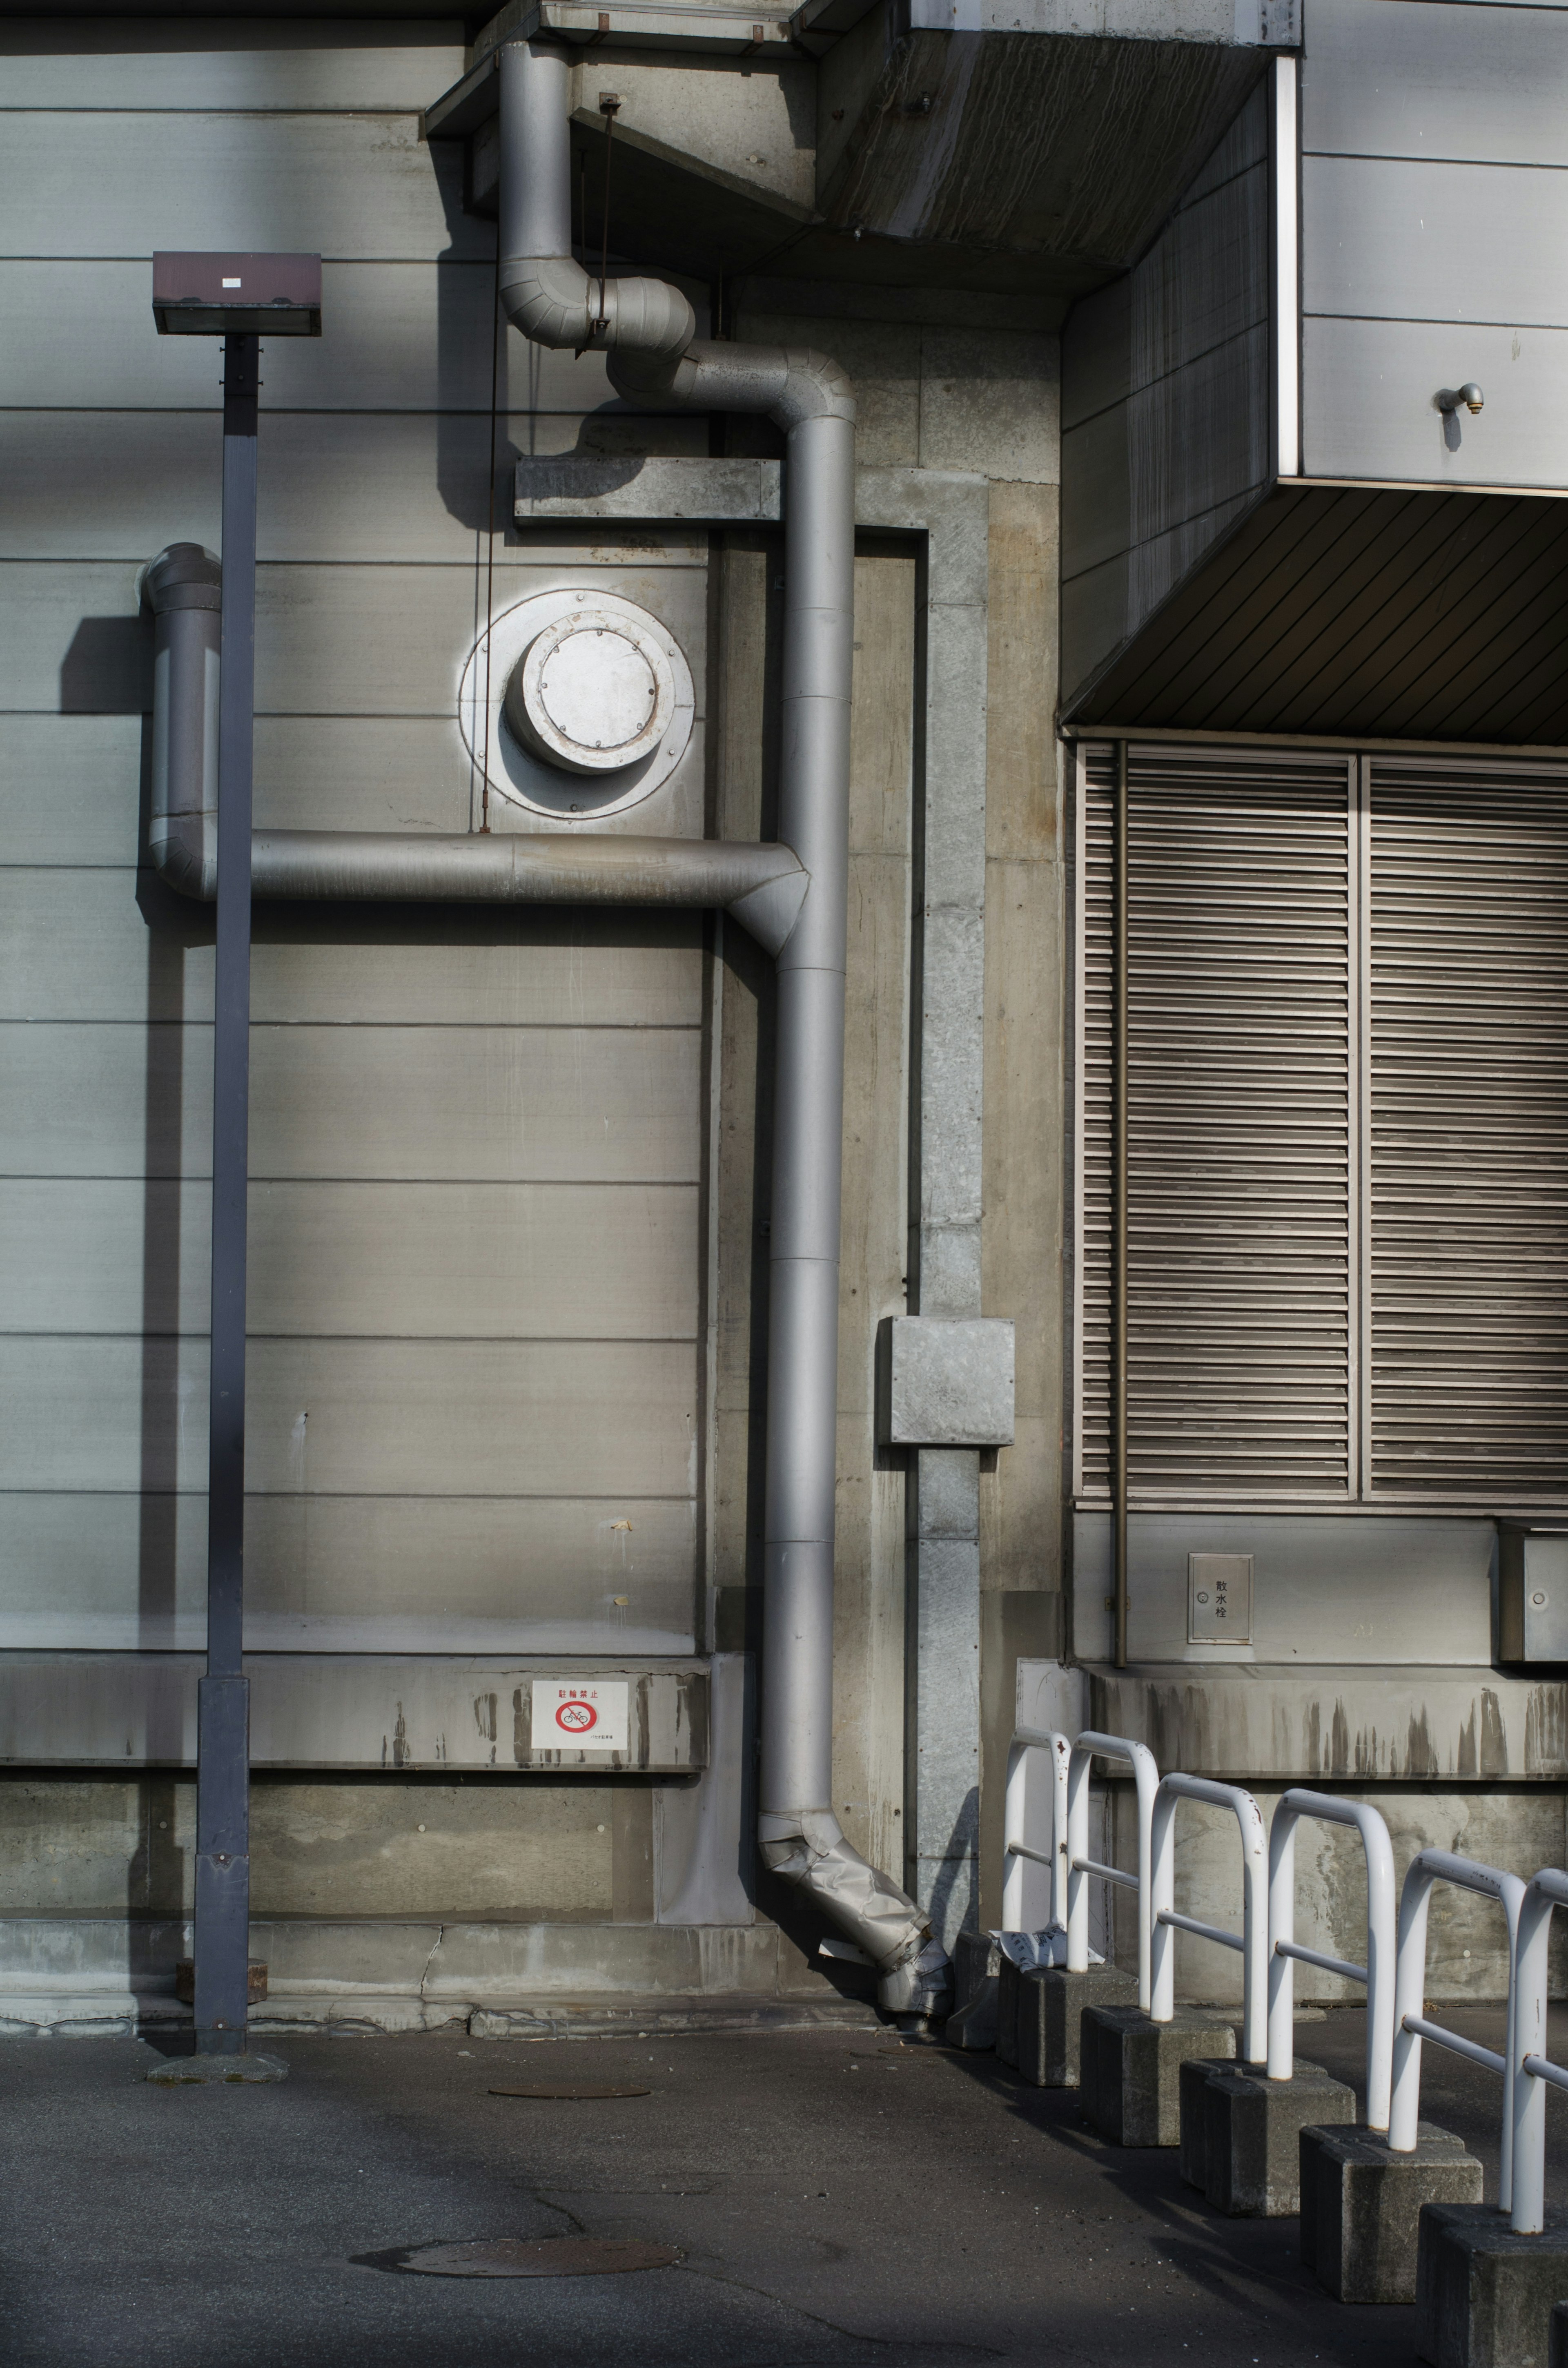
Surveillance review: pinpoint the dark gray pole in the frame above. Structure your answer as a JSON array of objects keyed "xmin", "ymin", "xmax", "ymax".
[{"xmin": 194, "ymin": 331, "xmax": 258, "ymax": 2056}]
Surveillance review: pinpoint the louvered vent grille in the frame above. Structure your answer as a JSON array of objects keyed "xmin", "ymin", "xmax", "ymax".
[
  {"xmin": 1077, "ymin": 745, "xmax": 1354, "ymax": 1498},
  {"xmin": 1368, "ymin": 763, "xmax": 1568, "ymax": 1499}
]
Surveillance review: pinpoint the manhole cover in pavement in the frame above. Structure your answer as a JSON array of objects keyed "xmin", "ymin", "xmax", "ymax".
[
  {"xmin": 403, "ymin": 2237, "xmax": 679, "ymax": 2279},
  {"xmin": 488, "ymin": 2085, "xmax": 651, "ymax": 2100}
]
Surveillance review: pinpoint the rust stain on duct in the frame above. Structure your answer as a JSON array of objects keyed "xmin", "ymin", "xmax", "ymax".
[
  {"xmin": 1330, "ymin": 1701, "xmax": 1350, "ymax": 1775},
  {"xmin": 474, "ymin": 1692, "xmax": 498, "ymax": 1745},
  {"xmin": 392, "ymin": 1703, "xmax": 409, "ymax": 1769},
  {"xmin": 1457, "ymin": 1704, "xmax": 1478, "ymax": 1779}
]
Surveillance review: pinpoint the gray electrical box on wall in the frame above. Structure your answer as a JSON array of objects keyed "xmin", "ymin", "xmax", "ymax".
[
  {"xmin": 1499, "ymin": 1527, "xmax": 1568, "ymax": 1663},
  {"xmin": 1188, "ymin": 1553, "xmax": 1253, "ymax": 1644}
]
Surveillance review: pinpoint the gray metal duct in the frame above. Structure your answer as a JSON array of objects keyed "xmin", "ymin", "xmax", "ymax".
[
  {"xmin": 141, "ymin": 42, "xmax": 949, "ymax": 2014},
  {"xmin": 500, "ymin": 37, "xmax": 945, "ymax": 2016}
]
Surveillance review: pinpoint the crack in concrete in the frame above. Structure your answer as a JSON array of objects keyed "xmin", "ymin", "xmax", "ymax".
[{"xmin": 416, "ymin": 1922, "xmax": 445, "ymax": 2013}]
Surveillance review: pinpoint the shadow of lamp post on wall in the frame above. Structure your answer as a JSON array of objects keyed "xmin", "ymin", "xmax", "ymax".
[{"xmin": 145, "ymin": 253, "xmax": 321, "ymax": 2085}]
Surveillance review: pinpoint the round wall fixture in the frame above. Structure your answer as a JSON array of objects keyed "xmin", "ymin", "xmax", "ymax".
[
  {"xmin": 459, "ymin": 589, "xmax": 694, "ymax": 821},
  {"xmin": 507, "ymin": 610, "xmax": 675, "ymax": 775}
]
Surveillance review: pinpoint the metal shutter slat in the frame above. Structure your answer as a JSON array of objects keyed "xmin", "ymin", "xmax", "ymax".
[
  {"xmin": 1078, "ymin": 743, "xmax": 1354, "ymax": 1501},
  {"xmin": 1369, "ymin": 760, "xmax": 1568, "ymax": 1502}
]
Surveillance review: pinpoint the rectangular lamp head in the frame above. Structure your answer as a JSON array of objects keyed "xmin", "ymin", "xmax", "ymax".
[{"xmin": 153, "ymin": 252, "xmax": 322, "ymax": 337}]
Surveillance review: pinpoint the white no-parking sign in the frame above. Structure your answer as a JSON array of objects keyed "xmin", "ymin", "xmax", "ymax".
[{"xmin": 531, "ymin": 1679, "xmax": 630, "ymax": 1752}]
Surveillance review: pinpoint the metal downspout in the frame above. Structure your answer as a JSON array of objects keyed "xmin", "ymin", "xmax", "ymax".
[{"xmin": 497, "ymin": 37, "xmax": 946, "ymax": 2010}]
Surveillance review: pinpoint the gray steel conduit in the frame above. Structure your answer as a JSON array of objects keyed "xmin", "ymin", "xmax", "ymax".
[
  {"xmin": 500, "ymin": 37, "xmax": 944, "ymax": 2012},
  {"xmin": 142, "ymin": 37, "xmax": 948, "ymax": 2013}
]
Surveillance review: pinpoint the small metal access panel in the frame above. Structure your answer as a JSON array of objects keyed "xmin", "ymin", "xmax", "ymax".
[
  {"xmin": 1499, "ymin": 1527, "xmax": 1568, "ymax": 1663},
  {"xmin": 1188, "ymin": 1552, "xmax": 1254, "ymax": 1643}
]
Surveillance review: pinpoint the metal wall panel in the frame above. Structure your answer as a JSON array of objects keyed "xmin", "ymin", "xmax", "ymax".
[
  {"xmin": 2, "ymin": 415, "xmax": 709, "ymax": 563},
  {"xmin": 1303, "ymin": 0, "xmax": 1568, "ymax": 168},
  {"xmin": 1303, "ymin": 156, "xmax": 1568, "ymax": 329},
  {"xmin": 0, "ymin": 1020, "xmax": 700, "ymax": 1181},
  {"xmin": 0, "ymin": 113, "xmax": 488, "ymax": 260},
  {"xmin": 0, "ymin": 1336, "xmax": 699, "ymax": 1498},
  {"xmin": 0, "ymin": 22, "xmax": 464, "ymax": 112},
  {"xmin": 0, "ymin": 554, "xmax": 709, "ymax": 838},
  {"xmin": 0, "ymin": 1178, "xmax": 700, "ymax": 1341},
  {"xmin": 0, "ymin": 261, "xmax": 627, "ymax": 413},
  {"xmin": 0, "ymin": 32, "xmax": 717, "ymax": 1678},
  {"xmin": 0, "ymin": 876, "xmax": 704, "ymax": 1025},
  {"xmin": 1060, "ymin": 82, "xmax": 1269, "ymax": 705},
  {"xmin": 1303, "ymin": 316, "xmax": 1568, "ymax": 489},
  {"xmin": 0, "ymin": 1494, "xmax": 699, "ymax": 1655}
]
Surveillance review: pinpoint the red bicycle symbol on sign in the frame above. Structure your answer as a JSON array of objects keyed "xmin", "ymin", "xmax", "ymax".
[{"xmin": 554, "ymin": 1700, "xmax": 598, "ymax": 1735}]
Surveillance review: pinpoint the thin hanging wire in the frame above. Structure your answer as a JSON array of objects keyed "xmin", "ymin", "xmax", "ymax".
[{"xmin": 597, "ymin": 101, "xmax": 618, "ymax": 329}]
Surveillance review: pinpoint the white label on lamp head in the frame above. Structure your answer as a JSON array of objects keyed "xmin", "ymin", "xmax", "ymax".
[
  {"xmin": 532, "ymin": 1678, "xmax": 629, "ymax": 1752},
  {"xmin": 222, "ymin": 277, "xmax": 242, "ymax": 288}
]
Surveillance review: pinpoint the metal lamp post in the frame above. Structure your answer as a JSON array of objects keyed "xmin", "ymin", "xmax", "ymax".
[{"xmin": 150, "ymin": 253, "xmax": 321, "ymax": 2076}]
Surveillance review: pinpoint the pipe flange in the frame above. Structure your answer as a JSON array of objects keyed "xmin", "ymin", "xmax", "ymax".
[{"xmin": 459, "ymin": 588, "xmax": 694, "ymax": 821}]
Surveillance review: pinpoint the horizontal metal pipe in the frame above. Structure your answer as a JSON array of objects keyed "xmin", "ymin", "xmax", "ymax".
[{"xmin": 145, "ymin": 809, "xmax": 810, "ymax": 959}]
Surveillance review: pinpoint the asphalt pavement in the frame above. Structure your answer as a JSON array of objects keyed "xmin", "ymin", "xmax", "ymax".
[{"xmin": 3, "ymin": 2003, "xmax": 1565, "ymax": 2368}]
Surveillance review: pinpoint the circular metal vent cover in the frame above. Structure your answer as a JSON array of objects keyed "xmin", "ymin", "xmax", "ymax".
[{"xmin": 459, "ymin": 589, "xmax": 694, "ymax": 821}]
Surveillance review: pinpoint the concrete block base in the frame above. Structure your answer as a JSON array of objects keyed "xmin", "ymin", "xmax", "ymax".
[
  {"xmin": 1015, "ymin": 1962, "xmax": 1137, "ymax": 2088},
  {"xmin": 1178, "ymin": 2060, "xmax": 1354, "ymax": 2216},
  {"xmin": 1301, "ymin": 2123, "xmax": 1483, "ymax": 2304},
  {"xmin": 1081, "ymin": 2005, "xmax": 1236, "ymax": 2147},
  {"xmin": 1417, "ymin": 2201, "xmax": 1568, "ymax": 2367},
  {"xmin": 945, "ymin": 1930, "xmax": 1000, "ymax": 2052}
]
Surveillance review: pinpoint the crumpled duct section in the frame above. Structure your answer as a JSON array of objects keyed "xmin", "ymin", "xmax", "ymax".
[{"xmin": 759, "ymin": 1809, "xmax": 953, "ymax": 2014}]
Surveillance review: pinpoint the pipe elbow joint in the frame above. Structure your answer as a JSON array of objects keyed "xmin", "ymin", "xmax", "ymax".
[
  {"xmin": 774, "ymin": 346, "xmax": 856, "ymax": 428},
  {"xmin": 501, "ymin": 255, "xmax": 697, "ymax": 363},
  {"xmin": 758, "ymin": 1809, "xmax": 951, "ymax": 2018},
  {"xmin": 149, "ymin": 818, "xmax": 216, "ymax": 901},
  {"xmin": 499, "ymin": 254, "xmax": 595, "ymax": 351},
  {"xmin": 611, "ymin": 340, "xmax": 854, "ymax": 431},
  {"xmin": 141, "ymin": 540, "xmax": 221, "ymax": 616}
]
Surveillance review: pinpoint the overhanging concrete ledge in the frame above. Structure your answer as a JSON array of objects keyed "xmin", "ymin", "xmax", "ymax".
[{"xmin": 1078, "ymin": 1664, "xmax": 1568, "ymax": 1782}]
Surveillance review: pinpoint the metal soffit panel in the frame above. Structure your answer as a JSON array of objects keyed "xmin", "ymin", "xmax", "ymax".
[{"xmin": 1065, "ymin": 482, "xmax": 1568, "ymax": 747}]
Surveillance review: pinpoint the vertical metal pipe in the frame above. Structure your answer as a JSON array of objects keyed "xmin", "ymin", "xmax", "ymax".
[
  {"xmin": 1111, "ymin": 739, "xmax": 1129, "ymax": 1670},
  {"xmin": 193, "ymin": 332, "xmax": 258, "ymax": 2057},
  {"xmin": 760, "ymin": 408, "xmax": 855, "ymax": 1823}
]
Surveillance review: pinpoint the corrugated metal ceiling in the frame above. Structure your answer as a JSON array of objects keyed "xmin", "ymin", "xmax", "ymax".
[{"xmin": 1065, "ymin": 483, "xmax": 1568, "ymax": 747}]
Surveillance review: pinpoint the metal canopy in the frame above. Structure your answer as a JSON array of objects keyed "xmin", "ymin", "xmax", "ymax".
[{"xmin": 1064, "ymin": 480, "xmax": 1568, "ymax": 747}]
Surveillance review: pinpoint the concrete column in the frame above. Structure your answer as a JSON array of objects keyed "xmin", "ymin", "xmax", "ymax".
[
  {"xmin": 903, "ymin": 473, "xmax": 989, "ymax": 1946},
  {"xmin": 911, "ymin": 1446, "xmax": 981, "ymax": 1947}
]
